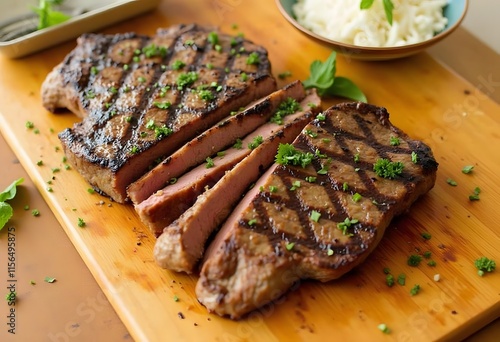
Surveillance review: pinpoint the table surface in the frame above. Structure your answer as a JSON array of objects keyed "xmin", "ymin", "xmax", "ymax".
[{"xmin": 0, "ymin": 3, "xmax": 499, "ymax": 341}]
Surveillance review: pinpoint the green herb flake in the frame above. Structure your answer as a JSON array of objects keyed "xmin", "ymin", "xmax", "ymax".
[
  {"xmin": 342, "ymin": 182, "xmax": 349, "ymax": 191},
  {"xmin": 378, "ymin": 323, "xmax": 390, "ymax": 334},
  {"xmin": 173, "ymin": 295, "xmax": 179, "ymax": 302},
  {"xmin": 154, "ymin": 101, "xmax": 172, "ymax": 110},
  {"xmin": 285, "ymin": 242, "xmax": 295, "ymax": 251},
  {"xmin": 397, "ymin": 273, "xmax": 406, "ymax": 286},
  {"xmin": 462, "ymin": 165, "xmax": 474, "ymax": 174},
  {"xmin": 354, "ymin": 153, "xmax": 360, "ymax": 163},
  {"xmin": 411, "ymin": 151, "xmax": 419, "ymax": 164},
  {"xmin": 305, "ymin": 176, "xmax": 317, "ymax": 183},
  {"xmin": 26, "ymin": 121, "xmax": 35, "ymax": 129},
  {"xmin": 373, "ymin": 158, "xmax": 404, "ymax": 179},
  {"xmin": 410, "ymin": 284, "xmax": 421, "ymax": 296},
  {"xmin": 310, "ymin": 210, "xmax": 321, "ymax": 223},
  {"xmin": 427, "ymin": 260, "xmax": 437, "ymax": 267},
  {"xmin": 327, "ymin": 248, "xmax": 334, "ymax": 256},
  {"xmin": 171, "ymin": 60, "xmax": 186, "ymax": 70},
  {"xmin": 337, "ymin": 217, "xmax": 358, "ymax": 235},
  {"xmin": 246, "ymin": 52, "xmax": 260, "ymax": 65},
  {"xmin": 446, "ymin": 178, "xmax": 458, "ymax": 186},
  {"xmin": 275, "ymin": 143, "xmax": 314, "ymax": 168},
  {"xmin": 474, "ymin": 257, "xmax": 496, "ymax": 276},
  {"xmin": 176, "ymin": 71, "xmax": 198, "ymax": 90},
  {"xmin": 386, "ymin": 274, "xmax": 394, "ymax": 287},
  {"xmin": 87, "ymin": 188, "xmax": 95, "ymax": 194},
  {"xmin": 32, "ymin": 0, "xmax": 71, "ymax": 30},
  {"xmin": 36, "ymin": 160, "xmax": 43, "ymax": 166},
  {"xmin": 278, "ymin": 71, "xmax": 292, "ymax": 79},
  {"xmin": 383, "ymin": 267, "xmax": 391, "ymax": 274},
  {"xmin": 31, "ymin": 209, "xmax": 40, "ymax": 217},
  {"xmin": 77, "ymin": 217, "xmax": 86, "ymax": 227},
  {"xmin": 423, "ymin": 251, "xmax": 432, "ymax": 259},
  {"xmin": 290, "ymin": 180, "xmax": 301, "ymax": 191},
  {"xmin": 469, "ymin": 187, "xmax": 481, "ymax": 201},
  {"xmin": 268, "ymin": 185, "xmax": 278, "ymax": 193},
  {"xmin": 5, "ymin": 291, "xmax": 16, "ymax": 303},
  {"xmin": 233, "ymin": 138, "xmax": 243, "ymax": 149},
  {"xmin": 248, "ymin": 219, "xmax": 257, "ymax": 226},
  {"xmin": 44, "ymin": 277, "xmax": 56, "ymax": 283},
  {"xmin": 390, "ymin": 136, "xmax": 400, "ymax": 146},
  {"xmin": 421, "ymin": 232, "xmax": 432, "ymax": 240},
  {"xmin": 248, "ymin": 135, "xmax": 263, "ymax": 150},
  {"xmin": 407, "ymin": 254, "xmax": 423, "ymax": 267},
  {"xmin": 270, "ymin": 98, "xmax": 301, "ymax": 125},
  {"xmin": 352, "ymin": 193, "xmax": 362, "ymax": 203}
]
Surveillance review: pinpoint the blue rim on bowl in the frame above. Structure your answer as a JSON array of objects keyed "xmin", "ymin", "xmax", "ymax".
[{"xmin": 276, "ymin": 0, "xmax": 469, "ymax": 61}]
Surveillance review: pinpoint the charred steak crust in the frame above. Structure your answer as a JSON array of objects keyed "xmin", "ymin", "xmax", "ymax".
[
  {"xmin": 44, "ymin": 24, "xmax": 277, "ymax": 202},
  {"xmin": 196, "ymin": 102, "xmax": 438, "ymax": 319}
]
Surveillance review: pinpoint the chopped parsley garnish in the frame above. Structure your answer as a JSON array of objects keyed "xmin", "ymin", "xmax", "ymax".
[
  {"xmin": 154, "ymin": 125, "xmax": 173, "ymax": 139},
  {"xmin": 198, "ymin": 89, "xmax": 214, "ymax": 101},
  {"xmin": 305, "ymin": 176, "xmax": 316, "ymax": 183},
  {"xmin": 342, "ymin": 182, "xmax": 349, "ymax": 191},
  {"xmin": 474, "ymin": 257, "xmax": 496, "ymax": 276},
  {"xmin": 305, "ymin": 129, "xmax": 318, "ymax": 138},
  {"xmin": 268, "ymin": 185, "xmax": 278, "ymax": 193},
  {"xmin": 31, "ymin": 209, "xmax": 40, "ymax": 217},
  {"xmin": 337, "ymin": 217, "xmax": 358, "ymax": 235},
  {"xmin": 270, "ymin": 98, "xmax": 301, "ymax": 125},
  {"xmin": 421, "ymin": 232, "xmax": 432, "ymax": 240},
  {"xmin": 446, "ymin": 178, "xmax": 458, "ymax": 186},
  {"xmin": 44, "ymin": 277, "xmax": 56, "ymax": 283},
  {"xmin": 154, "ymin": 101, "xmax": 171, "ymax": 110},
  {"xmin": 378, "ymin": 323, "xmax": 390, "ymax": 334},
  {"xmin": 77, "ymin": 217, "xmax": 86, "ymax": 227},
  {"xmin": 171, "ymin": 60, "xmax": 186, "ymax": 70},
  {"xmin": 248, "ymin": 135, "xmax": 263, "ymax": 149},
  {"xmin": 275, "ymin": 143, "xmax": 314, "ymax": 168},
  {"xmin": 5, "ymin": 291, "xmax": 16, "ymax": 303},
  {"xmin": 142, "ymin": 44, "xmax": 167, "ymax": 58},
  {"xmin": 469, "ymin": 187, "xmax": 481, "ymax": 201},
  {"xmin": 397, "ymin": 273, "xmax": 406, "ymax": 286},
  {"xmin": 411, "ymin": 151, "xmax": 418, "ymax": 164},
  {"xmin": 240, "ymin": 72, "xmax": 248, "ymax": 82},
  {"xmin": 373, "ymin": 158, "xmax": 404, "ymax": 179},
  {"xmin": 383, "ymin": 267, "xmax": 391, "ymax": 274},
  {"xmin": 407, "ymin": 254, "xmax": 423, "ymax": 267},
  {"xmin": 176, "ymin": 71, "xmax": 198, "ymax": 90},
  {"xmin": 285, "ymin": 242, "xmax": 295, "ymax": 251},
  {"xmin": 207, "ymin": 32, "xmax": 219, "ymax": 46},
  {"xmin": 310, "ymin": 210, "xmax": 321, "ymax": 222},
  {"xmin": 462, "ymin": 165, "xmax": 474, "ymax": 174},
  {"xmin": 423, "ymin": 251, "xmax": 432, "ymax": 259},
  {"xmin": 246, "ymin": 52, "xmax": 260, "ymax": 65},
  {"xmin": 316, "ymin": 113, "xmax": 326, "ymax": 121},
  {"xmin": 390, "ymin": 136, "xmax": 400, "ymax": 146},
  {"xmin": 290, "ymin": 180, "xmax": 301, "ymax": 191},
  {"xmin": 90, "ymin": 66, "xmax": 99, "ymax": 75},
  {"xmin": 248, "ymin": 218, "xmax": 257, "ymax": 226},
  {"xmin": 410, "ymin": 284, "xmax": 421, "ymax": 296},
  {"xmin": 427, "ymin": 260, "xmax": 437, "ymax": 267},
  {"xmin": 173, "ymin": 295, "xmax": 179, "ymax": 302},
  {"xmin": 278, "ymin": 71, "xmax": 292, "ymax": 79},
  {"xmin": 233, "ymin": 138, "xmax": 243, "ymax": 149},
  {"xmin": 205, "ymin": 157, "xmax": 214, "ymax": 168},
  {"xmin": 353, "ymin": 153, "xmax": 360, "ymax": 163},
  {"xmin": 386, "ymin": 274, "xmax": 394, "ymax": 287},
  {"xmin": 352, "ymin": 193, "xmax": 362, "ymax": 202}
]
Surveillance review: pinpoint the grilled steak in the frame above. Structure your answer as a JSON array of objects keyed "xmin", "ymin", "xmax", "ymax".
[
  {"xmin": 196, "ymin": 102, "xmax": 438, "ymax": 319},
  {"xmin": 135, "ymin": 83, "xmax": 317, "ymax": 236},
  {"xmin": 42, "ymin": 24, "xmax": 277, "ymax": 202},
  {"xmin": 128, "ymin": 81, "xmax": 306, "ymax": 204},
  {"xmin": 153, "ymin": 91, "xmax": 321, "ymax": 273}
]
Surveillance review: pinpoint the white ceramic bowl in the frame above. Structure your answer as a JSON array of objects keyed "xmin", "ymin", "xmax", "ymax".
[{"xmin": 276, "ymin": 0, "xmax": 469, "ymax": 61}]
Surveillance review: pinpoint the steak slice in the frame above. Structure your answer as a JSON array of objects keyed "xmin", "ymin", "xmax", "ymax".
[
  {"xmin": 135, "ymin": 84, "xmax": 318, "ymax": 236},
  {"xmin": 196, "ymin": 102, "xmax": 439, "ymax": 319},
  {"xmin": 128, "ymin": 80, "xmax": 306, "ymax": 204},
  {"xmin": 42, "ymin": 24, "xmax": 277, "ymax": 202},
  {"xmin": 153, "ymin": 92, "xmax": 321, "ymax": 273}
]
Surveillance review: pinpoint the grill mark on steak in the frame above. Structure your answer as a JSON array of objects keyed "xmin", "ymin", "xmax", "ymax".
[
  {"xmin": 127, "ymin": 81, "xmax": 306, "ymax": 204},
  {"xmin": 196, "ymin": 102, "xmax": 438, "ymax": 319},
  {"xmin": 43, "ymin": 24, "xmax": 277, "ymax": 202},
  {"xmin": 153, "ymin": 93, "xmax": 321, "ymax": 274}
]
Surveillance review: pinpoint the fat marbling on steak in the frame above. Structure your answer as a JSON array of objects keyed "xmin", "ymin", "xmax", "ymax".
[
  {"xmin": 41, "ymin": 24, "xmax": 277, "ymax": 202},
  {"xmin": 196, "ymin": 102, "xmax": 438, "ymax": 319}
]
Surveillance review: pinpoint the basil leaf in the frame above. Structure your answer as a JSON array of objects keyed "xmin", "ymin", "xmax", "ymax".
[
  {"xmin": 324, "ymin": 76, "xmax": 367, "ymax": 102},
  {"xmin": 302, "ymin": 52, "xmax": 337, "ymax": 95},
  {"xmin": 360, "ymin": 0, "xmax": 375, "ymax": 9},
  {"xmin": 383, "ymin": 0, "xmax": 394, "ymax": 25},
  {"xmin": 0, "ymin": 178, "xmax": 24, "ymax": 203},
  {"xmin": 0, "ymin": 202, "xmax": 13, "ymax": 231}
]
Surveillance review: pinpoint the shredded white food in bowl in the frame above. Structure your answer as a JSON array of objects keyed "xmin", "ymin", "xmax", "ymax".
[{"xmin": 293, "ymin": 0, "xmax": 449, "ymax": 47}]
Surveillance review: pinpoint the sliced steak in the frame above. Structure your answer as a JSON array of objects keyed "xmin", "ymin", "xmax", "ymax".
[
  {"xmin": 42, "ymin": 24, "xmax": 277, "ymax": 202},
  {"xmin": 153, "ymin": 92, "xmax": 321, "ymax": 273},
  {"xmin": 138, "ymin": 89, "xmax": 320, "ymax": 237},
  {"xmin": 128, "ymin": 81, "xmax": 306, "ymax": 204},
  {"xmin": 196, "ymin": 102, "xmax": 438, "ymax": 319}
]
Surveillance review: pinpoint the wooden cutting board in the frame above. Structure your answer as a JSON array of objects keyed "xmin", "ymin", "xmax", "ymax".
[{"xmin": 0, "ymin": 1, "xmax": 499, "ymax": 341}]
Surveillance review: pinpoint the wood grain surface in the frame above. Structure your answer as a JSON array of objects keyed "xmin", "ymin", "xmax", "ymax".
[{"xmin": 0, "ymin": 0, "xmax": 499, "ymax": 341}]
